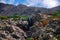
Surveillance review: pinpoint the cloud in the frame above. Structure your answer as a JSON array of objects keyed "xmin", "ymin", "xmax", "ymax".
[
  {"xmin": 8, "ymin": 0, "xmax": 14, "ymax": 4},
  {"xmin": 0, "ymin": 0, "xmax": 6, "ymax": 3},
  {"xmin": 42, "ymin": 0, "xmax": 59, "ymax": 8},
  {"xmin": 24, "ymin": 0, "xmax": 42, "ymax": 6},
  {"xmin": 15, "ymin": 3, "xmax": 19, "ymax": 5},
  {"xmin": 0, "ymin": 0, "xmax": 15, "ymax": 4},
  {"xmin": 0, "ymin": 0, "xmax": 60, "ymax": 8},
  {"xmin": 24, "ymin": 0, "xmax": 60, "ymax": 8}
]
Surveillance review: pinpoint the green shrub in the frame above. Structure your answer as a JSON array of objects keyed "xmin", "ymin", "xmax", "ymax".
[{"xmin": 53, "ymin": 12, "xmax": 60, "ymax": 17}]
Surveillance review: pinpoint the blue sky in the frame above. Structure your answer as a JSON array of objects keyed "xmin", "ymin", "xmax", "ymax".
[{"xmin": 0, "ymin": 0, "xmax": 60, "ymax": 8}]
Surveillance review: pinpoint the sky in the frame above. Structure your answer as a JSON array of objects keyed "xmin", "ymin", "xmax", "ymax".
[{"xmin": 0, "ymin": 0, "xmax": 60, "ymax": 8}]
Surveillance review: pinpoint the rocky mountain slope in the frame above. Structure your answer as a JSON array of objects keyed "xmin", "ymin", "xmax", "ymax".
[
  {"xmin": 0, "ymin": 3, "xmax": 60, "ymax": 40},
  {"xmin": 0, "ymin": 3, "xmax": 60, "ymax": 16},
  {"xmin": 49, "ymin": 6, "xmax": 60, "ymax": 12},
  {"xmin": 0, "ymin": 3, "xmax": 51, "ymax": 16}
]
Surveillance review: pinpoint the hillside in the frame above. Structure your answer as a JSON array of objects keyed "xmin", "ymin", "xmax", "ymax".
[
  {"xmin": 0, "ymin": 3, "xmax": 60, "ymax": 40},
  {"xmin": 0, "ymin": 3, "xmax": 49, "ymax": 16}
]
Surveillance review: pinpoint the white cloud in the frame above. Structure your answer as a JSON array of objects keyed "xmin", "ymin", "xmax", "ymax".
[
  {"xmin": 24, "ymin": 0, "xmax": 59, "ymax": 8},
  {"xmin": 15, "ymin": 3, "xmax": 19, "ymax": 5},
  {"xmin": 0, "ymin": 0, "xmax": 6, "ymax": 3},
  {"xmin": 8, "ymin": 0, "xmax": 14, "ymax": 4},
  {"xmin": 0, "ymin": 0, "xmax": 15, "ymax": 4},
  {"xmin": 0, "ymin": 0, "xmax": 59, "ymax": 8},
  {"xmin": 24, "ymin": 0, "xmax": 42, "ymax": 6},
  {"xmin": 42, "ymin": 0, "xmax": 58, "ymax": 8}
]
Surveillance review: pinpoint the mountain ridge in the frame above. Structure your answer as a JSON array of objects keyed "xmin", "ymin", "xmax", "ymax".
[{"xmin": 0, "ymin": 3, "xmax": 60, "ymax": 16}]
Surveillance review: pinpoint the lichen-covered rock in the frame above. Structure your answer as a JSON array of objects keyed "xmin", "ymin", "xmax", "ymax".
[{"xmin": 0, "ymin": 24, "xmax": 26, "ymax": 40}]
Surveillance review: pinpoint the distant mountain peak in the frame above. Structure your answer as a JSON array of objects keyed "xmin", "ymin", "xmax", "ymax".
[
  {"xmin": 17, "ymin": 4, "xmax": 27, "ymax": 6},
  {"xmin": 0, "ymin": 3, "xmax": 60, "ymax": 16}
]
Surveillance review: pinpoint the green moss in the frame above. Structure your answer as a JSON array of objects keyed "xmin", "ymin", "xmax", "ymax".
[
  {"xmin": 27, "ymin": 37, "xmax": 32, "ymax": 40},
  {"xmin": 20, "ymin": 16, "xmax": 28, "ymax": 19}
]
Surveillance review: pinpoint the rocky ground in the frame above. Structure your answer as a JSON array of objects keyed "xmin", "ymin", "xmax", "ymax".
[{"xmin": 0, "ymin": 13, "xmax": 60, "ymax": 40}]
